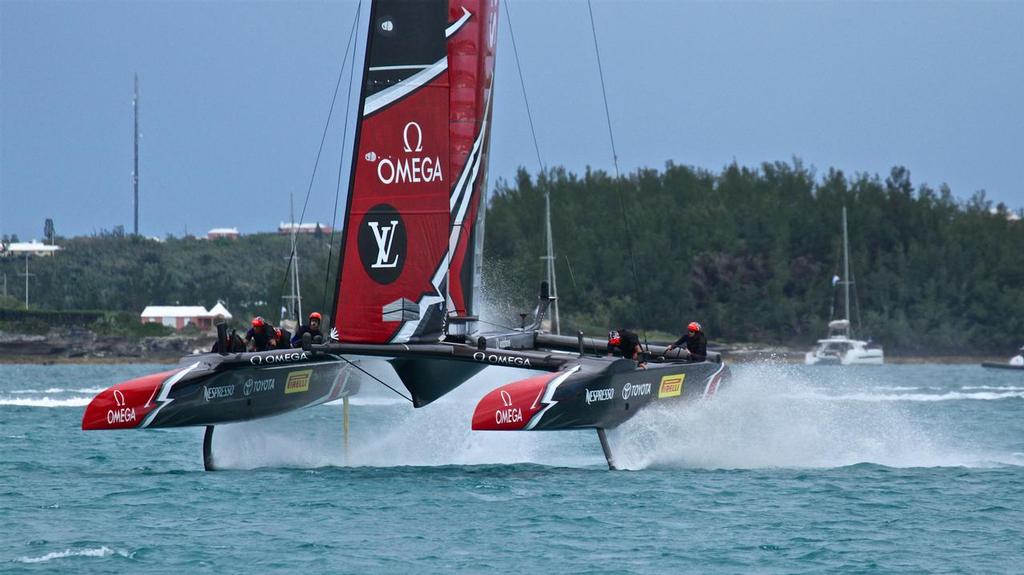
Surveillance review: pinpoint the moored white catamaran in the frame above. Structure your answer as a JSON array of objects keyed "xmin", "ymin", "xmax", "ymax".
[{"xmin": 805, "ymin": 207, "xmax": 884, "ymax": 366}]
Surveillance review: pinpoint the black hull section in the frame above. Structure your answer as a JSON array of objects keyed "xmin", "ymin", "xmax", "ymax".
[
  {"xmin": 539, "ymin": 361, "xmax": 727, "ymax": 430},
  {"xmin": 150, "ymin": 358, "xmax": 353, "ymax": 428},
  {"xmin": 981, "ymin": 362, "xmax": 1024, "ymax": 371}
]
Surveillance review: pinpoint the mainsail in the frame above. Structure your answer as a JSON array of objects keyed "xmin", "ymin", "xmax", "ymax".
[{"xmin": 332, "ymin": 0, "xmax": 497, "ymax": 344}]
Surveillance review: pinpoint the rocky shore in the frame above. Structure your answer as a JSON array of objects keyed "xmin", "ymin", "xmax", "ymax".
[{"xmin": 0, "ymin": 329, "xmax": 215, "ymax": 364}]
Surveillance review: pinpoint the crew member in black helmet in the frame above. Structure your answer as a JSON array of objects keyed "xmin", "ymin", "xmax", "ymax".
[
  {"xmin": 666, "ymin": 321, "xmax": 707, "ymax": 362},
  {"xmin": 245, "ymin": 316, "xmax": 277, "ymax": 352},
  {"xmin": 291, "ymin": 311, "xmax": 324, "ymax": 347}
]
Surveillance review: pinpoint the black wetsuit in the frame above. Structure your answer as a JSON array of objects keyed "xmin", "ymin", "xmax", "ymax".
[
  {"xmin": 245, "ymin": 324, "xmax": 276, "ymax": 352},
  {"xmin": 615, "ymin": 329, "xmax": 642, "ymax": 360},
  {"xmin": 291, "ymin": 324, "xmax": 323, "ymax": 347},
  {"xmin": 275, "ymin": 329, "xmax": 293, "ymax": 350},
  {"xmin": 212, "ymin": 330, "xmax": 246, "ymax": 353},
  {"xmin": 672, "ymin": 331, "xmax": 707, "ymax": 362}
]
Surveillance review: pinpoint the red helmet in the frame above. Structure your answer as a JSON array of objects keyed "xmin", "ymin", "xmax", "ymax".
[
  {"xmin": 688, "ymin": 322, "xmax": 702, "ymax": 333},
  {"xmin": 608, "ymin": 330, "xmax": 621, "ymax": 346},
  {"xmin": 252, "ymin": 316, "xmax": 265, "ymax": 328},
  {"xmin": 274, "ymin": 328, "xmax": 282, "ymax": 338},
  {"xmin": 309, "ymin": 312, "xmax": 322, "ymax": 321}
]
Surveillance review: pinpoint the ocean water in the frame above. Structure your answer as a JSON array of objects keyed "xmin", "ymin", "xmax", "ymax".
[{"xmin": 1, "ymin": 362, "xmax": 1022, "ymax": 573}]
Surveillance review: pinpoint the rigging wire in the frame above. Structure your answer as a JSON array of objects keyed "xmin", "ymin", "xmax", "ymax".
[
  {"xmin": 277, "ymin": 3, "xmax": 362, "ymax": 307},
  {"xmin": 337, "ymin": 353, "xmax": 413, "ymax": 403},
  {"xmin": 322, "ymin": 1, "xmax": 363, "ymax": 313},
  {"xmin": 506, "ymin": 1, "xmax": 563, "ymax": 334},
  {"xmin": 503, "ymin": 1, "xmax": 545, "ymax": 174},
  {"xmin": 586, "ymin": 0, "xmax": 651, "ymax": 349}
]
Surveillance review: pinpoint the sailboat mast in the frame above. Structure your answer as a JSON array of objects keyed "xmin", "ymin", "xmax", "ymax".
[
  {"xmin": 842, "ymin": 206, "xmax": 851, "ymax": 326},
  {"xmin": 544, "ymin": 190, "xmax": 560, "ymax": 334},
  {"xmin": 283, "ymin": 193, "xmax": 303, "ymax": 323},
  {"xmin": 133, "ymin": 74, "xmax": 140, "ymax": 236}
]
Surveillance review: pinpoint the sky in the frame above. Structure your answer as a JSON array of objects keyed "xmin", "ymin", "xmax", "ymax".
[{"xmin": 2, "ymin": 0, "xmax": 1023, "ymax": 241}]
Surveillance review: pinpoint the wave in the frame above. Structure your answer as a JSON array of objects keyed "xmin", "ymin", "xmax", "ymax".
[
  {"xmin": 0, "ymin": 397, "xmax": 92, "ymax": 408},
  {"xmin": 8, "ymin": 387, "xmax": 104, "ymax": 395},
  {"xmin": 962, "ymin": 385, "xmax": 1024, "ymax": 391},
  {"xmin": 818, "ymin": 391, "xmax": 1024, "ymax": 402},
  {"xmin": 15, "ymin": 546, "xmax": 129, "ymax": 564}
]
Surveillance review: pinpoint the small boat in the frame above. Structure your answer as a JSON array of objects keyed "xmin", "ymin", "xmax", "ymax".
[
  {"xmin": 805, "ymin": 319, "xmax": 884, "ymax": 365},
  {"xmin": 981, "ymin": 347, "xmax": 1024, "ymax": 370},
  {"xmin": 805, "ymin": 207, "xmax": 884, "ymax": 365}
]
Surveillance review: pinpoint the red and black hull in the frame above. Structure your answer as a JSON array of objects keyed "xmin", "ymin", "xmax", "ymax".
[
  {"xmin": 82, "ymin": 350, "xmax": 357, "ymax": 430},
  {"xmin": 473, "ymin": 357, "xmax": 728, "ymax": 432}
]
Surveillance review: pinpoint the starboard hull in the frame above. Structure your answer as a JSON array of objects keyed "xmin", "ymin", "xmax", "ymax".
[{"xmin": 472, "ymin": 358, "xmax": 729, "ymax": 431}]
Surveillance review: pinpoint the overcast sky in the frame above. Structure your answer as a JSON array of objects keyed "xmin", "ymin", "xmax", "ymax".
[{"xmin": 2, "ymin": 0, "xmax": 1022, "ymax": 241}]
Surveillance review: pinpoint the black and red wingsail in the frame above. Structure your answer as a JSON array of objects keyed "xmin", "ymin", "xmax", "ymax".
[{"xmin": 331, "ymin": 0, "xmax": 497, "ymax": 344}]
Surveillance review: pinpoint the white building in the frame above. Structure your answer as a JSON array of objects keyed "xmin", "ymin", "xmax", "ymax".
[
  {"xmin": 140, "ymin": 302, "xmax": 233, "ymax": 331},
  {"xmin": 278, "ymin": 222, "xmax": 332, "ymax": 235},
  {"xmin": 207, "ymin": 228, "xmax": 240, "ymax": 240},
  {"xmin": 0, "ymin": 241, "xmax": 61, "ymax": 257}
]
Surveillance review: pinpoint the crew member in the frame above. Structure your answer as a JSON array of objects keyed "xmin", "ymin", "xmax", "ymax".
[
  {"xmin": 609, "ymin": 328, "xmax": 646, "ymax": 368},
  {"xmin": 291, "ymin": 311, "xmax": 324, "ymax": 346},
  {"xmin": 666, "ymin": 321, "xmax": 707, "ymax": 362},
  {"xmin": 245, "ymin": 316, "xmax": 276, "ymax": 352},
  {"xmin": 274, "ymin": 326, "xmax": 293, "ymax": 350},
  {"xmin": 212, "ymin": 328, "xmax": 246, "ymax": 353}
]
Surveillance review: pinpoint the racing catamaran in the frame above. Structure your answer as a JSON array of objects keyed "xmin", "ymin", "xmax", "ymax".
[{"xmin": 82, "ymin": 0, "xmax": 730, "ymax": 470}]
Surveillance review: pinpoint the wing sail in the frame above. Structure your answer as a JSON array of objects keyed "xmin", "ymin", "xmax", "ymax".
[{"xmin": 331, "ymin": 0, "xmax": 498, "ymax": 344}]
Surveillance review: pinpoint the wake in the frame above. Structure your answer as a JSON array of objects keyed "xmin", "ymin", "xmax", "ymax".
[
  {"xmin": 609, "ymin": 362, "xmax": 1023, "ymax": 470},
  {"xmin": 201, "ymin": 362, "xmax": 1023, "ymax": 471}
]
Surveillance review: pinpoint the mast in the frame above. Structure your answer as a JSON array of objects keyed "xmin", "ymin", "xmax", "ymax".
[
  {"xmin": 543, "ymin": 190, "xmax": 560, "ymax": 334},
  {"xmin": 842, "ymin": 206, "xmax": 851, "ymax": 328},
  {"xmin": 283, "ymin": 193, "xmax": 302, "ymax": 323},
  {"xmin": 133, "ymin": 74, "xmax": 140, "ymax": 236}
]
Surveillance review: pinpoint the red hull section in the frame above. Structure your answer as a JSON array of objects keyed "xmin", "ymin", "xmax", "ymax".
[
  {"xmin": 471, "ymin": 371, "xmax": 555, "ymax": 431},
  {"xmin": 81, "ymin": 369, "xmax": 179, "ymax": 430}
]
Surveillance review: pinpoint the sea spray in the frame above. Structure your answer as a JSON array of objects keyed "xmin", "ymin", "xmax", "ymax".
[
  {"xmin": 209, "ymin": 366, "xmax": 600, "ymax": 469},
  {"xmin": 608, "ymin": 361, "xmax": 983, "ymax": 470}
]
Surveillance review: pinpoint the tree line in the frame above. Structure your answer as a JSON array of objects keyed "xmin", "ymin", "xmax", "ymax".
[
  {"xmin": 0, "ymin": 231, "xmax": 343, "ymax": 331},
  {"xmin": 4, "ymin": 161, "xmax": 1022, "ymax": 354},
  {"xmin": 483, "ymin": 162, "xmax": 1024, "ymax": 355}
]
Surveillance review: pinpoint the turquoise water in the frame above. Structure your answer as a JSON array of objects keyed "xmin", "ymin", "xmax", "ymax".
[{"xmin": 1, "ymin": 362, "xmax": 1022, "ymax": 573}]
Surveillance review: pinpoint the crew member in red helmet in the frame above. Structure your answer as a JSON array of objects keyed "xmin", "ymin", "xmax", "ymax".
[
  {"xmin": 666, "ymin": 322, "xmax": 707, "ymax": 362},
  {"xmin": 291, "ymin": 311, "xmax": 324, "ymax": 347},
  {"xmin": 245, "ymin": 316, "xmax": 277, "ymax": 352}
]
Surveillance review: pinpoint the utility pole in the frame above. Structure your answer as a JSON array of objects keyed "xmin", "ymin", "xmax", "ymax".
[
  {"xmin": 17, "ymin": 253, "xmax": 34, "ymax": 309},
  {"xmin": 133, "ymin": 73, "xmax": 140, "ymax": 236}
]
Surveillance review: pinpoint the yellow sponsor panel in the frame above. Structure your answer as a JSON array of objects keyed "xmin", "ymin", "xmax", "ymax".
[
  {"xmin": 658, "ymin": 374, "xmax": 684, "ymax": 398},
  {"xmin": 285, "ymin": 369, "xmax": 312, "ymax": 394}
]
